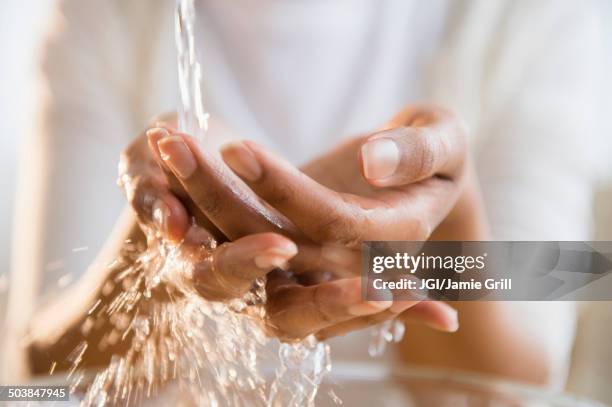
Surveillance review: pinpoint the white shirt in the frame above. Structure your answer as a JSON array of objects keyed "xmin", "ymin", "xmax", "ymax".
[{"xmin": 5, "ymin": 0, "xmax": 605, "ymax": 388}]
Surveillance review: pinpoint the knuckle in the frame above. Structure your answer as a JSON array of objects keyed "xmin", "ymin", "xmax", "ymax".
[
  {"xmin": 316, "ymin": 211, "xmax": 365, "ymax": 248},
  {"xmin": 195, "ymin": 188, "xmax": 223, "ymax": 216},
  {"xmin": 264, "ymin": 177, "xmax": 295, "ymax": 206},
  {"xmin": 428, "ymin": 106, "xmax": 468, "ymax": 166},
  {"xmin": 414, "ymin": 133, "xmax": 436, "ymax": 178},
  {"xmin": 402, "ymin": 106, "xmax": 470, "ymax": 180}
]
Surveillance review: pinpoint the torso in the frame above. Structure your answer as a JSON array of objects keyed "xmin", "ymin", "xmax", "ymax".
[{"xmin": 149, "ymin": 0, "xmax": 451, "ymax": 165}]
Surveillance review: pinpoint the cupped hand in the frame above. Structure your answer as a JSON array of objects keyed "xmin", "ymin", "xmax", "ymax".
[
  {"xmin": 140, "ymin": 105, "xmax": 463, "ymax": 340},
  {"xmin": 221, "ymin": 105, "xmax": 467, "ymax": 247},
  {"xmin": 216, "ymin": 105, "xmax": 467, "ymax": 338},
  {"xmin": 118, "ymin": 119, "xmax": 299, "ymax": 301}
]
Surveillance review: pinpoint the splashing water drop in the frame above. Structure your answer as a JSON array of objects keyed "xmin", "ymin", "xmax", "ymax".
[
  {"xmin": 70, "ymin": 1, "xmax": 333, "ymax": 405},
  {"xmin": 368, "ymin": 320, "xmax": 406, "ymax": 358}
]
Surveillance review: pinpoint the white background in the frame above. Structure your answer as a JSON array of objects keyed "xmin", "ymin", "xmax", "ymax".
[{"xmin": 0, "ymin": 0, "xmax": 55, "ymax": 328}]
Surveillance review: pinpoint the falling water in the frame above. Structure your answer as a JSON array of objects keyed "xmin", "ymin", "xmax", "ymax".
[{"xmin": 175, "ymin": 0, "xmax": 209, "ymax": 141}]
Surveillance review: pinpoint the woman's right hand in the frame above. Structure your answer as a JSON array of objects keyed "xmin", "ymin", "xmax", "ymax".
[{"xmin": 119, "ymin": 121, "xmax": 299, "ymax": 301}]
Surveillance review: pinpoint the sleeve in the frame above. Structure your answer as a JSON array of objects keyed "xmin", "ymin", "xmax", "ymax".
[
  {"xmin": 19, "ymin": 0, "xmax": 144, "ymax": 299},
  {"xmin": 4, "ymin": 0, "xmax": 154, "ymax": 380},
  {"xmin": 475, "ymin": 0, "xmax": 605, "ymax": 241},
  {"xmin": 472, "ymin": 0, "xmax": 604, "ymax": 389}
]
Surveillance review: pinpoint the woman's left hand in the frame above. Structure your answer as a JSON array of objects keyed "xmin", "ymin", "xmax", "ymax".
[
  {"xmin": 216, "ymin": 105, "xmax": 470, "ymax": 339},
  {"xmin": 221, "ymin": 105, "xmax": 468, "ymax": 267}
]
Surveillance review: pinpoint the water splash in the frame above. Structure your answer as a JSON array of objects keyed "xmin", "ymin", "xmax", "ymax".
[
  {"xmin": 269, "ymin": 337, "xmax": 331, "ymax": 406},
  {"xmin": 73, "ymin": 224, "xmax": 331, "ymax": 405},
  {"xmin": 368, "ymin": 320, "xmax": 406, "ymax": 358},
  {"xmin": 77, "ymin": 240, "xmax": 269, "ymax": 406},
  {"xmin": 70, "ymin": 1, "xmax": 332, "ymax": 405}
]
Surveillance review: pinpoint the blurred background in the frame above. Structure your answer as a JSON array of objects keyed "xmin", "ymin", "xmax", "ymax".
[
  {"xmin": 0, "ymin": 0, "xmax": 56, "ymax": 352},
  {"xmin": 0, "ymin": 0, "xmax": 611, "ymax": 403}
]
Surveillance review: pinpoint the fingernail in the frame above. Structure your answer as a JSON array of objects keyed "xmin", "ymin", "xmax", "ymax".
[
  {"xmin": 428, "ymin": 307, "xmax": 459, "ymax": 332},
  {"xmin": 157, "ymin": 136, "xmax": 197, "ymax": 179},
  {"xmin": 221, "ymin": 142, "xmax": 262, "ymax": 182},
  {"xmin": 146, "ymin": 128, "xmax": 170, "ymax": 161},
  {"xmin": 349, "ymin": 289, "xmax": 393, "ymax": 316},
  {"xmin": 152, "ymin": 199, "xmax": 169, "ymax": 235},
  {"xmin": 361, "ymin": 138, "xmax": 400, "ymax": 180},
  {"xmin": 446, "ymin": 308, "xmax": 459, "ymax": 332}
]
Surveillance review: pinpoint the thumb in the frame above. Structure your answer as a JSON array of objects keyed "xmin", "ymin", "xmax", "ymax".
[{"xmin": 359, "ymin": 125, "xmax": 463, "ymax": 188}]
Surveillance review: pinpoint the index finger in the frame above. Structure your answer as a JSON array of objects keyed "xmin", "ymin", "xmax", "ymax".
[
  {"xmin": 147, "ymin": 127, "xmax": 225, "ymax": 240},
  {"xmin": 156, "ymin": 133, "xmax": 301, "ymax": 241}
]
